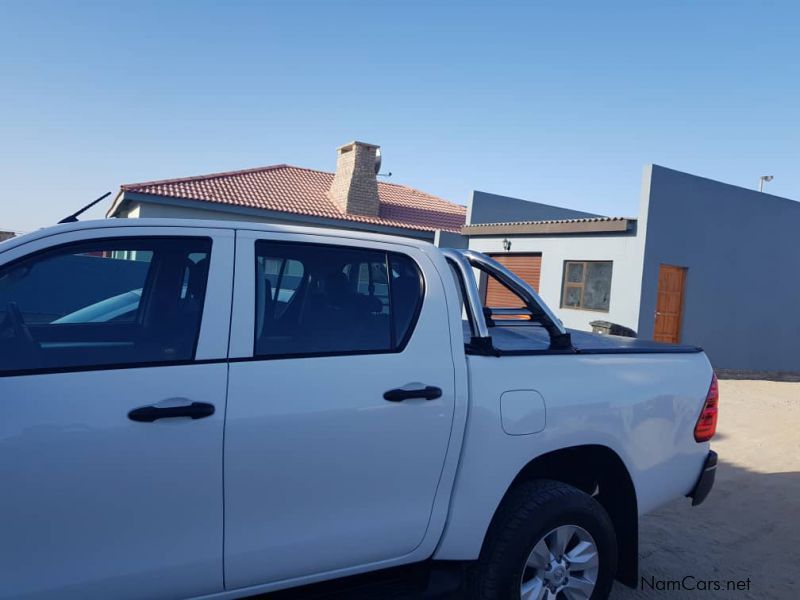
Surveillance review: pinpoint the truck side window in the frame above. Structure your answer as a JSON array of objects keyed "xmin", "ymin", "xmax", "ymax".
[
  {"xmin": 0, "ymin": 237, "xmax": 211, "ymax": 374},
  {"xmin": 447, "ymin": 260, "xmax": 472, "ymax": 343},
  {"xmin": 388, "ymin": 253, "xmax": 423, "ymax": 347},
  {"xmin": 254, "ymin": 242, "xmax": 423, "ymax": 357}
]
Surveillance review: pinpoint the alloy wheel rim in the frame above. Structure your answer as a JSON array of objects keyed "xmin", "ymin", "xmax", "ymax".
[{"xmin": 520, "ymin": 524, "xmax": 599, "ymax": 600}]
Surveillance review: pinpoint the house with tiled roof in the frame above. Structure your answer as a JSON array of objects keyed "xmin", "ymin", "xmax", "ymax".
[{"xmin": 107, "ymin": 141, "xmax": 466, "ymax": 243}]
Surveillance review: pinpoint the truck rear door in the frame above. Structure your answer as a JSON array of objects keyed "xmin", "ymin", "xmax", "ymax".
[{"xmin": 223, "ymin": 231, "xmax": 456, "ymax": 589}]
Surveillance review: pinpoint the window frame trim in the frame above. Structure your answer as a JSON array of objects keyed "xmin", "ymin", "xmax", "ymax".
[
  {"xmin": 251, "ymin": 239, "xmax": 426, "ymax": 361},
  {"xmin": 0, "ymin": 235, "xmax": 214, "ymax": 377},
  {"xmin": 560, "ymin": 259, "xmax": 613, "ymax": 313}
]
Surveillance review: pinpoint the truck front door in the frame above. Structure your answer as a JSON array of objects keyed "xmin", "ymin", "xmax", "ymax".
[{"xmin": 0, "ymin": 228, "xmax": 234, "ymax": 600}]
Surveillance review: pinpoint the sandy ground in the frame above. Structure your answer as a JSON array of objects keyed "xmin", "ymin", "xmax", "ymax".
[{"xmin": 610, "ymin": 379, "xmax": 800, "ymax": 600}]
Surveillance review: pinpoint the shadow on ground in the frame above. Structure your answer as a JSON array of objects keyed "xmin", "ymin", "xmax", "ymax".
[{"xmin": 609, "ymin": 460, "xmax": 799, "ymax": 599}]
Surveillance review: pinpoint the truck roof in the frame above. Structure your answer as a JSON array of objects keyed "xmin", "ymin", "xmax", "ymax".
[{"xmin": 0, "ymin": 218, "xmax": 437, "ymax": 254}]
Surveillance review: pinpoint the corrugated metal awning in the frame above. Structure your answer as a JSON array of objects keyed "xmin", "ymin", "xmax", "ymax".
[{"xmin": 462, "ymin": 216, "xmax": 635, "ymax": 236}]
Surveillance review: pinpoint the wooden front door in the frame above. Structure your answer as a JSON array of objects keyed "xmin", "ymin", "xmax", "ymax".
[
  {"xmin": 653, "ymin": 264, "xmax": 687, "ymax": 343},
  {"xmin": 485, "ymin": 254, "xmax": 542, "ymax": 307}
]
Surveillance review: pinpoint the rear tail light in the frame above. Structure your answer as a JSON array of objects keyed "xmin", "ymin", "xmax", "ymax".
[{"xmin": 694, "ymin": 373, "xmax": 719, "ymax": 442}]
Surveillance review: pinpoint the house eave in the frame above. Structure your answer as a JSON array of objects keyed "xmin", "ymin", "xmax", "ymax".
[
  {"xmin": 109, "ymin": 191, "xmax": 439, "ymax": 240},
  {"xmin": 462, "ymin": 219, "xmax": 636, "ymax": 237},
  {"xmin": 106, "ymin": 190, "xmax": 128, "ymax": 218}
]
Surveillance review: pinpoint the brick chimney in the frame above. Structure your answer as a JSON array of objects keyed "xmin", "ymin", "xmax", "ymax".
[{"xmin": 328, "ymin": 141, "xmax": 381, "ymax": 217}]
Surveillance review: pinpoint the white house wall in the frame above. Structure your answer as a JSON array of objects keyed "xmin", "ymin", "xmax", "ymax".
[
  {"xmin": 134, "ymin": 201, "xmax": 282, "ymax": 224},
  {"xmin": 468, "ymin": 233, "xmax": 645, "ymax": 333}
]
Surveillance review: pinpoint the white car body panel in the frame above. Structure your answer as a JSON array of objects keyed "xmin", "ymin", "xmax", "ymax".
[
  {"xmin": 0, "ymin": 364, "xmax": 229, "ymax": 599},
  {"xmin": 0, "ymin": 219, "xmax": 714, "ymax": 599},
  {"xmin": 433, "ymin": 351, "xmax": 712, "ymax": 559}
]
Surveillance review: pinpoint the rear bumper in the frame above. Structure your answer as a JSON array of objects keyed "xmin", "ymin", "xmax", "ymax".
[{"xmin": 688, "ymin": 450, "xmax": 717, "ymax": 506}]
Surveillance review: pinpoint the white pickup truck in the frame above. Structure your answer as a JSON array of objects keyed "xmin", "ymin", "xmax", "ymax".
[{"xmin": 0, "ymin": 219, "xmax": 718, "ymax": 600}]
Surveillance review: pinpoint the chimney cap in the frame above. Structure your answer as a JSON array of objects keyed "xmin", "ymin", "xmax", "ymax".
[{"xmin": 337, "ymin": 140, "xmax": 380, "ymax": 153}]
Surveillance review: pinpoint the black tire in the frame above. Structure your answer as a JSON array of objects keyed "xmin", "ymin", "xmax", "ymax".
[{"xmin": 467, "ymin": 479, "xmax": 617, "ymax": 600}]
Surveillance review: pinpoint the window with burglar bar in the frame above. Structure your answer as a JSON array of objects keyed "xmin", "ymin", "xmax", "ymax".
[{"xmin": 561, "ymin": 260, "xmax": 613, "ymax": 312}]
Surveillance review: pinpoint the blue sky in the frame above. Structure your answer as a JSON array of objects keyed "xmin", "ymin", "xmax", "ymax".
[{"xmin": 1, "ymin": 0, "xmax": 798, "ymax": 232}]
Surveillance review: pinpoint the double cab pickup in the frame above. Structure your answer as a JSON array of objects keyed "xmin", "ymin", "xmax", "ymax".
[{"xmin": 0, "ymin": 219, "xmax": 718, "ymax": 600}]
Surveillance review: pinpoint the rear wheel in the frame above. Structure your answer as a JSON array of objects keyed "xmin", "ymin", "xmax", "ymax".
[{"xmin": 469, "ymin": 479, "xmax": 617, "ymax": 600}]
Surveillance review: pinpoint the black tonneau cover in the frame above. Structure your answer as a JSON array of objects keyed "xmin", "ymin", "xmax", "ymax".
[{"xmin": 463, "ymin": 322, "xmax": 702, "ymax": 355}]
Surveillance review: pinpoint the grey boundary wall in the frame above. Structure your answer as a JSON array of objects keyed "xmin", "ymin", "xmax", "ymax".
[
  {"xmin": 637, "ymin": 165, "xmax": 800, "ymax": 373},
  {"xmin": 467, "ymin": 191, "xmax": 602, "ymax": 225}
]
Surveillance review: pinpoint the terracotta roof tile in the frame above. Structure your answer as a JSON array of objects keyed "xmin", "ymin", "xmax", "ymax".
[{"xmin": 120, "ymin": 164, "xmax": 466, "ymax": 233}]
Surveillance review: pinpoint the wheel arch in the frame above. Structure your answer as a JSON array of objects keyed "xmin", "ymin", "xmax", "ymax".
[{"xmin": 485, "ymin": 444, "xmax": 639, "ymax": 588}]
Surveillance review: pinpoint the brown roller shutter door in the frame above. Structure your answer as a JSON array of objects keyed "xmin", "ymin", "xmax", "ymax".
[{"xmin": 484, "ymin": 254, "xmax": 542, "ymax": 307}]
